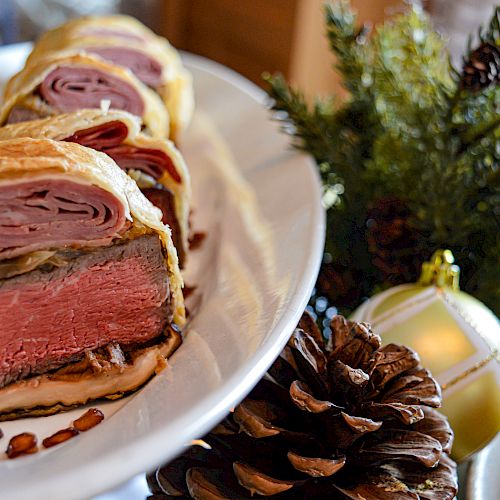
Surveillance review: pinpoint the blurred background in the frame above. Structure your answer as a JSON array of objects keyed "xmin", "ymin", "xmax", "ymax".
[{"xmin": 0, "ymin": 0, "xmax": 496, "ymax": 98}]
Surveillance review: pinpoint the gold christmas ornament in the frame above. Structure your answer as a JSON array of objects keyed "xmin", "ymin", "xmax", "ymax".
[{"xmin": 352, "ymin": 250, "xmax": 500, "ymax": 462}]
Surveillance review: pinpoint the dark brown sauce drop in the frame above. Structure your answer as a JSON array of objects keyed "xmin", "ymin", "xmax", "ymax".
[
  {"xmin": 5, "ymin": 407, "xmax": 105, "ymax": 457},
  {"xmin": 6, "ymin": 432, "xmax": 38, "ymax": 459},
  {"xmin": 189, "ymin": 232, "xmax": 206, "ymax": 251},
  {"xmin": 42, "ymin": 428, "xmax": 79, "ymax": 448},
  {"xmin": 73, "ymin": 408, "xmax": 105, "ymax": 432},
  {"xmin": 183, "ymin": 285, "xmax": 197, "ymax": 299}
]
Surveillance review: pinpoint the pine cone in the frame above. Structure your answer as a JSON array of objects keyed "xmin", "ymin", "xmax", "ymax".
[
  {"xmin": 314, "ymin": 262, "xmax": 365, "ymax": 310},
  {"xmin": 148, "ymin": 314, "xmax": 457, "ymax": 499},
  {"xmin": 461, "ymin": 41, "xmax": 500, "ymax": 92},
  {"xmin": 365, "ymin": 199, "xmax": 425, "ymax": 286}
]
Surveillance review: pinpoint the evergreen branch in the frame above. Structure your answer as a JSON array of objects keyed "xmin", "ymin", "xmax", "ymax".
[
  {"xmin": 462, "ymin": 6, "xmax": 499, "ymax": 60},
  {"xmin": 485, "ymin": 6, "xmax": 500, "ymax": 42},
  {"xmin": 263, "ymin": 73, "xmax": 336, "ymax": 170},
  {"xmin": 458, "ymin": 115, "xmax": 500, "ymax": 154},
  {"xmin": 445, "ymin": 84, "xmax": 463, "ymax": 128},
  {"xmin": 324, "ymin": 2, "xmax": 370, "ymax": 95},
  {"xmin": 264, "ymin": 2, "xmax": 499, "ymax": 314}
]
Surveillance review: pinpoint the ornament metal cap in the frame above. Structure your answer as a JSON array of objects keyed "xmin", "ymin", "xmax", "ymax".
[{"xmin": 418, "ymin": 249, "xmax": 460, "ymax": 290}]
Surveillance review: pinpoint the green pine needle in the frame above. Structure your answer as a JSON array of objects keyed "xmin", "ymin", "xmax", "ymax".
[
  {"xmin": 262, "ymin": 72, "xmax": 336, "ymax": 172},
  {"xmin": 264, "ymin": 1, "xmax": 499, "ymax": 313}
]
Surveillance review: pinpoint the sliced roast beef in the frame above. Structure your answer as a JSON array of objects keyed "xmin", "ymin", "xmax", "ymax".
[
  {"xmin": 6, "ymin": 106, "xmax": 43, "ymax": 124},
  {"xmin": 102, "ymin": 144, "xmax": 181, "ymax": 182},
  {"xmin": 63, "ymin": 123, "xmax": 182, "ymax": 182},
  {"xmin": 61, "ymin": 124, "xmax": 185, "ymax": 262},
  {"xmin": 0, "ymin": 234, "xmax": 171, "ymax": 388},
  {"xmin": 0, "ymin": 178, "xmax": 127, "ymax": 260},
  {"xmin": 88, "ymin": 47, "xmax": 163, "ymax": 87},
  {"xmin": 39, "ymin": 66, "xmax": 144, "ymax": 116},
  {"xmin": 63, "ymin": 120, "xmax": 128, "ymax": 149},
  {"xmin": 143, "ymin": 186, "xmax": 184, "ymax": 266}
]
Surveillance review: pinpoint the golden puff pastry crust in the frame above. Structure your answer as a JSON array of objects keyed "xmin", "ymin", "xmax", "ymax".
[
  {"xmin": 0, "ymin": 109, "xmax": 191, "ymax": 257},
  {"xmin": 1, "ymin": 53, "xmax": 169, "ymax": 138},
  {"xmin": 0, "ymin": 327, "xmax": 182, "ymax": 419},
  {"xmin": 25, "ymin": 15, "xmax": 194, "ymax": 141}
]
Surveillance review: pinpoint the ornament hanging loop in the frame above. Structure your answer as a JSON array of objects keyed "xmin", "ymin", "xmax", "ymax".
[{"xmin": 418, "ymin": 250, "xmax": 460, "ymax": 290}]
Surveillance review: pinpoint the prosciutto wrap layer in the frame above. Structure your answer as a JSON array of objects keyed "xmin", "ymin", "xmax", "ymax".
[
  {"xmin": 24, "ymin": 15, "xmax": 193, "ymax": 141},
  {"xmin": 0, "ymin": 110, "xmax": 191, "ymax": 265},
  {"xmin": 1, "ymin": 53, "xmax": 169, "ymax": 138},
  {"xmin": 0, "ymin": 138, "xmax": 184, "ymax": 418}
]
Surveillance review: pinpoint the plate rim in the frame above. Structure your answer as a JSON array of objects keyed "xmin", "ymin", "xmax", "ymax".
[
  {"xmin": 465, "ymin": 432, "xmax": 500, "ymax": 500},
  {"xmin": 0, "ymin": 45, "xmax": 325, "ymax": 499}
]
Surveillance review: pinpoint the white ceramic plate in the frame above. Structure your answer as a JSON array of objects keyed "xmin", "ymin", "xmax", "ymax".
[
  {"xmin": 465, "ymin": 433, "xmax": 500, "ymax": 500},
  {"xmin": 0, "ymin": 44, "xmax": 324, "ymax": 499}
]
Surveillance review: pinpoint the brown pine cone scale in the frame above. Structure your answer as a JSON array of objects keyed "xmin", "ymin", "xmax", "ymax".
[
  {"xmin": 148, "ymin": 314, "xmax": 457, "ymax": 499},
  {"xmin": 461, "ymin": 41, "xmax": 500, "ymax": 91}
]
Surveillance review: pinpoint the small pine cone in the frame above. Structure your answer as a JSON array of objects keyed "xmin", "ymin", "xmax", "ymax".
[
  {"xmin": 461, "ymin": 41, "xmax": 500, "ymax": 91},
  {"xmin": 365, "ymin": 198, "xmax": 425, "ymax": 285},
  {"xmin": 148, "ymin": 313, "xmax": 457, "ymax": 499},
  {"xmin": 315, "ymin": 262, "xmax": 364, "ymax": 310}
]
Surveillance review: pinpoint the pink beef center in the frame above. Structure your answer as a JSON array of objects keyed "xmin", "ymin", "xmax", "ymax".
[
  {"xmin": 40, "ymin": 66, "xmax": 145, "ymax": 117},
  {"xmin": 89, "ymin": 47, "xmax": 163, "ymax": 88},
  {"xmin": 0, "ymin": 234, "xmax": 170, "ymax": 388},
  {"xmin": 6, "ymin": 106, "xmax": 43, "ymax": 124}
]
